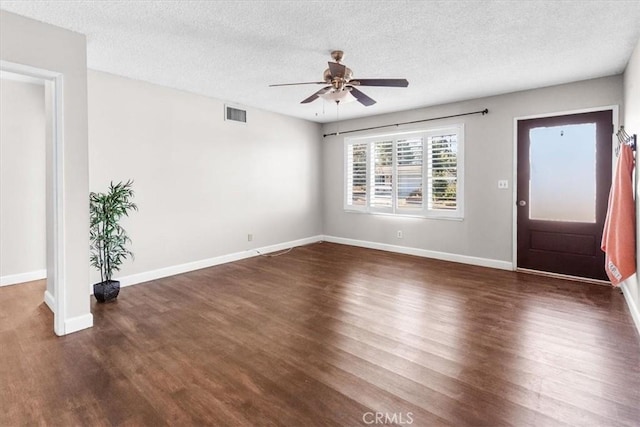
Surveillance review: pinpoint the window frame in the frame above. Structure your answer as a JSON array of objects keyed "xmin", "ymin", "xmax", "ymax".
[{"xmin": 343, "ymin": 125, "xmax": 465, "ymax": 219}]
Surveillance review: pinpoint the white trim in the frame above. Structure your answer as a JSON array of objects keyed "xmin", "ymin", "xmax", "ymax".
[
  {"xmin": 64, "ymin": 313, "xmax": 93, "ymax": 335},
  {"xmin": 512, "ymin": 105, "xmax": 620, "ymax": 271},
  {"xmin": 114, "ymin": 236, "xmax": 324, "ymax": 289},
  {"xmin": 322, "ymin": 235, "xmax": 513, "ymax": 270},
  {"xmin": 513, "ymin": 105, "xmax": 620, "ymax": 122},
  {"xmin": 0, "ymin": 269, "xmax": 47, "ymax": 287},
  {"xmin": 50, "ymin": 74, "xmax": 66, "ymax": 336},
  {"xmin": 620, "ymin": 277, "xmax": 640, "ymax": 336},
  {"xmin": 0, "ymin": 61, "xmax": 61, "ymax": 81},
  {"xmin": 0, "ymin": 60, "xmax": 67, "ymax": 336},
  {"xmin": 117, "ymin": 251, "xmax": 253, "ymax": 288},
  {"xmin": 255, "ymin": 236, "xmax": 322, "ymax": 255},
  {"xmin": 0, "ymin": 69, "xmax": 45, "ymax": 85},
  {"xmin": 44, "ymin": 290, "xmax": 55, "ymax": 313},
  {"xmin": 51, "ymin": 75, "xmax": 66, "ymax": 336}
]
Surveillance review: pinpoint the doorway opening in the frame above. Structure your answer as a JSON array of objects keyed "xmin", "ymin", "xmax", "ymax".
[
  {"xmin": 0, "ymin": 61, "xmax": 66, "ymax": 335},
  {"xmin": 0, "ymin": 70, "xmax": 46, "ymax": 290}
]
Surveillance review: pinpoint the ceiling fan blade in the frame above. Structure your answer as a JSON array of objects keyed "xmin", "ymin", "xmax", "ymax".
[
  {"xmin": 328, "ymin": 61, "xmax": 346, "ymax": 79},
  {"xmin": 349, "ymin": 87, "xmax": 376, "ymax": 106},
  {"xmin": 269, "ymin": 81, "xmax": 326, "ymax": 87},
  {"xmin": 301, "ymin": 86, "xmax": 331, "ymax": 104},
  {"xmin": 350, "ymin": 78, "xmax": 409, "ymax": 87}
]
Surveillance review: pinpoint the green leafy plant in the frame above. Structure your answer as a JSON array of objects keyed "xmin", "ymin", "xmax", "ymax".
[{"xmin": 89, "ymin": 180, "xmax": 138, "ymax": 283}]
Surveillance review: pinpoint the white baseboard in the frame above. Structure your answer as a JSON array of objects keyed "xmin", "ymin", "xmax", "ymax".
[
  {"xmin": 44, "ymin": 290, "xmax": 55, "ymax": 313},
  {"xmin": 620, "ymin": 275, "xmax": 640, "ymax": 336},
  {"xmin": 116, "ymin": 235, "xmax": 324, "ymax": 289},
  {"xmin": 64, "ymin": 313, "xmax": 93, "ymax": 335},
  {"xmin": 256, "ymin": 236, "xmax": 323, "ymax": 255},
  {"xmin": 322, "ymin": 235, "xmax": 514, "ymax": 271},
  {"xmin": 0, "ymin": 269, "xmax": 46, "ymax": 287},
  {"xmin": 113, "ymin": 234, "xmax": 511, "ymax": 291},
  {"xmin": 44, "ymin": 288, "xmax": 93, "ymax": 335},
  {"xmin": 117, "ymin": 250, "xmax": 253, "ymax": 288}
]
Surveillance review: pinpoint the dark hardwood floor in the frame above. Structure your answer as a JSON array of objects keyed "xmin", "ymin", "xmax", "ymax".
[{"xmin": 1, "ymin": 242, "xmax": 639, "ymax": 426}]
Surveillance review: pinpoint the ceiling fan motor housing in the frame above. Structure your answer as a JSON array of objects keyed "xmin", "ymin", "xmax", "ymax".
[{"xmin": 324, "ymin": 67, "xmax": 353, "ymax": 85}]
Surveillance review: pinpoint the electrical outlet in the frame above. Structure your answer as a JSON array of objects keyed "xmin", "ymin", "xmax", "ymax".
[
  {"xmin": 498, "ymin": 180, "xmax": 509, "ymax": 189},
  {"xmin": 397, "ymin": 230, "xmax": 403, "ymax": 239},
  {"xmin": 247, "ymin": 234, "xmax": 253, "ymax": 242}
]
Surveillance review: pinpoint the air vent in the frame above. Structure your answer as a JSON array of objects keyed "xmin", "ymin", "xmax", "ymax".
[{"xmin": 225, "ymin": 105, "xmax": 247, "ymax": 123}]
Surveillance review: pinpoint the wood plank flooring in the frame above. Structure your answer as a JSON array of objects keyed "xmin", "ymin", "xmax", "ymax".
[{"xmin": 1, "ymin": 242, "xmax": 639, "ymax": 426}]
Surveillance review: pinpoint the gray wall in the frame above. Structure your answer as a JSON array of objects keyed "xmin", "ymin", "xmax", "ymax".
[
  {"xmin": 322, "ymin": 76, "xmax": 623, "ymax": 264},
  {"xmin": 0, "ymin": 78, "xmax": 46, "ymax": 280},
  {"xmin": 87, "ymin": 71, "xmax": 323, "ymax": 282}
]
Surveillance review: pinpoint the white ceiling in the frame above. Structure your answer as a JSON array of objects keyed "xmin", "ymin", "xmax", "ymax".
[{"xmin": 2, "ymin": 1, "xmax": 640, "ymax": 123}]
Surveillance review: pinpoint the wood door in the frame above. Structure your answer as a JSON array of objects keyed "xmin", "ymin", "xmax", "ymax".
[{"xmin": 517, "ymin": 110, "xmax": 612, "ymax": 280}]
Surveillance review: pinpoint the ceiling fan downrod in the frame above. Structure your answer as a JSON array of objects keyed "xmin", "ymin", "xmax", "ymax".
[{"xmin": 331, "ymin": 50, "xmax": 344, "ymax": 63}]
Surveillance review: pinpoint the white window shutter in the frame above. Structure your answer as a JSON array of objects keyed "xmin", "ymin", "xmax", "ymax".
[
  {"xmin": 427, "ymin": 134, "xmax": 458, "ymax": 211},
  {"xmin": 396, "ymin": 137, "xmax": 424, "ymax": 211},
  {"xmin": 344, "ymin": 126, "xmax": 463, "ymax": 219},
  {"xmin": 346, "ymin": 142, "xmax": 368, "ymax": 208},
  {"xmin": 370, "ymin": 140, "xmax": 394, "ymax": 210}
]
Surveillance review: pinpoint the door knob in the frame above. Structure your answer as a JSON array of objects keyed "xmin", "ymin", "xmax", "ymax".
[{"xmin": 518, "ymin": 200, "xmax": 527, "ymax": 207}]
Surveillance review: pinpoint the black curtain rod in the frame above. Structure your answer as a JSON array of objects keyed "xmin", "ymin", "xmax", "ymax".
[{"xmin": 323, "ymin": 108, "xmax": 489, "ymax": 138}]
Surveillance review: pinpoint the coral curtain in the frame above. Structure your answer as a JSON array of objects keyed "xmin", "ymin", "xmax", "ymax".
[{"xmin": 601, "ymin": 143, "xmax": 636, "ymax": 285}]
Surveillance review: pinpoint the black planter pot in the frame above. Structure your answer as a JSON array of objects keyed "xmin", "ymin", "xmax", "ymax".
[{"xmin": 93, "ymin": 280, "xmax": 120, "ymax": 303}]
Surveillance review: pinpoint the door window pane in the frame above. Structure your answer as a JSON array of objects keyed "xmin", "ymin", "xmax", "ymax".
[{"xmin": 529, "ymin": 123, "xmax": 596, "ymax": 223}]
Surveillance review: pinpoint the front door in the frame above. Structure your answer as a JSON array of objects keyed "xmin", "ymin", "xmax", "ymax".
[{"xmin": 517, "ymin": 110, "xmax": 613, "ymax": 280}]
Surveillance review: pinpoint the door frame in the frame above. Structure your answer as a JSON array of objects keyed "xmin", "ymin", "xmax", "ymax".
[
  {"xmin": 512, "ymin": 105, "xmax": 619, "ymax": 275},
  {"xmin": 0, "ymin": 60, "xmax": 66, "ymax": 335}
]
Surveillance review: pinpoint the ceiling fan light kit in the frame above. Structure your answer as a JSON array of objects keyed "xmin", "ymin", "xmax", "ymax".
[
  {"xmin": 269, "ymin": 50, "xmax": 409, "ymax": 107},
  {"xmin": 320, "ymin": 88, "xmax": 357, "ymax": 104}
]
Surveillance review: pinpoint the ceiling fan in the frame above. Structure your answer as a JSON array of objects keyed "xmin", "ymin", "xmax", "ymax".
[{"xmin": 269, "ymin": 50, "xmax": 409, "ymax": 107}]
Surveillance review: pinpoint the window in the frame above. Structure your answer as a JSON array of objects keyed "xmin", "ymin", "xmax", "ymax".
[{"xmin": 344, "ymin": 126, "xmax": 464, "ymax": 218}]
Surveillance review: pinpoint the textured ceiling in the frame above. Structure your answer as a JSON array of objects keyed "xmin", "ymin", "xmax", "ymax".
[{"xmin": 2, "ymin": 1, "xmax": 640, "ymax": 123}]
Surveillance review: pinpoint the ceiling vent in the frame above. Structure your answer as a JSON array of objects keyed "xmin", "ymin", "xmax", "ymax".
[{"xmin": 225, "ymin": 105, "xmax": 247, "ymax": 123}]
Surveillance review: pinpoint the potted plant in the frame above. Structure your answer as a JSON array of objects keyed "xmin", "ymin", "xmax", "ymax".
[{"xmin": 89, "ymin": 180, "xmax": 138, "ymax": 303}]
